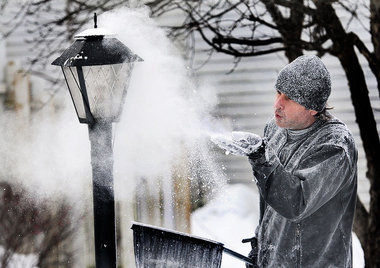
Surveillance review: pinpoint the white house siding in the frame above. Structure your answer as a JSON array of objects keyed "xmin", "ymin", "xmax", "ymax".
[
  {"xmin": 0, "ymin": 3, "xmax": 377, "ymax": 267},
  {"xmin": 0, "ymin": 0, "xmax": 68, "ymax": 118}
]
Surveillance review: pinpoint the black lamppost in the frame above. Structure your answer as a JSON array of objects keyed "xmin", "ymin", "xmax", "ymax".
[{"xmin": 52, "ymin": 14, "xmax": 142, "ymax": 267}]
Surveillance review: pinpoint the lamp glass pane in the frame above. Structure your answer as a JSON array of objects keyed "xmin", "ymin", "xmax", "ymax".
[
  {"xmin": 62, "ymin": 66, "xmax": 87, "ymax": 121},
  {"xmin": 82, "ymin": 63, "xmax": 134, "ymax": 120}
]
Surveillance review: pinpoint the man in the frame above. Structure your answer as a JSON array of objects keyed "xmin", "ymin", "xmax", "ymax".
[{"xmin": 213, "ymin": 55, "xmax": 357, "ymax": 267}]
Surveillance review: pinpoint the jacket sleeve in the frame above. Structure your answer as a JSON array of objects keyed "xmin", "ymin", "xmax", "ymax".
[{"xmin": 249, "ymin": 144, "xmax": 355, "ymax": 221}]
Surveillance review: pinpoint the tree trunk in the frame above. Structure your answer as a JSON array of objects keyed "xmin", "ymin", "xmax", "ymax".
[
  {"xmin": 370, "ymin": 0, "xmax": 380, "ymax": 97},
  {"xmin": 370, "ymin": 0, "xmax": 380, "ymax": 60},
  {"xmin": 263, "ymin": 0, "xmax": 304, "ymax": 61},
  {"xmin": 353, "ymin": 197, "xmax": 369, "ymax": 250},
  {"xmin": 337, "ymin": 34, "xmax": 380, "ymax": 268}
]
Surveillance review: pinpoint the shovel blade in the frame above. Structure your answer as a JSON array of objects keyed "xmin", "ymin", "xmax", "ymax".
[{"xmin": 131, "ymin": 222, "xmax": 224, "ymax": 268}]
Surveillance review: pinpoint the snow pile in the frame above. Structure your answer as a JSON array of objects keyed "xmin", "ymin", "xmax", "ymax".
[
  {"xmin": 191, "ymin": 184, "xmax": 365, "ymax": 268},
  {"xmin": 0, "ymin": 246, "xmax": 38, "ymax": 268},
  {"xmin": 353, "ymin": 234, "xmax": 365, "ymax": 268},
  {"xmin": 191, "ymin": 184, "xmax": 260, "ymax": 267}
]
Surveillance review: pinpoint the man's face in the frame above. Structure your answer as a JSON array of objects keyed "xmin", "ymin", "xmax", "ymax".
[{"xmin": 274, "ymin": 91, "xmax": 317, "ymax": 130}]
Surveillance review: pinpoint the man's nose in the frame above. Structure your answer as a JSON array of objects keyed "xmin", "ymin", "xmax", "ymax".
[{"xmin": 274, "ymin": 94, "xmax": 284, "ymax": 110}]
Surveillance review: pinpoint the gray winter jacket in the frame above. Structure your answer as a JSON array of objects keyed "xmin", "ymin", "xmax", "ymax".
[{"xmin": 249, "ymin": 116, "xmax": 357, "ymax": 268}]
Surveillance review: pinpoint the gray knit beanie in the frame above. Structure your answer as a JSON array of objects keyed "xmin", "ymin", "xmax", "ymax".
[{"xmin": 275, "ymin": 55, "xmax": 331, "ymax": 112}]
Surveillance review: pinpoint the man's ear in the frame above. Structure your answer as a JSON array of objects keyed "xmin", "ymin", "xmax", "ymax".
[{"xmin": 309, "ymin": 110, "xmax": 318, "ymax": 116}]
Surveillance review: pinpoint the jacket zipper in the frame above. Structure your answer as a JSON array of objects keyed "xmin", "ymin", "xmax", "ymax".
[
  {"xmin": 276, "ymin": 131, "xmax": 288, "ymax": 158},
  {"xmin": 296, "ymin": 223, "xmax": 301, "ymax": 268}
]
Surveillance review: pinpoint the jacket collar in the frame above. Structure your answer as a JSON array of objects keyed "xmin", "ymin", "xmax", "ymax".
[{"xmin": 286, "ymin": 118, "xmax": 325, "ymax": 141}]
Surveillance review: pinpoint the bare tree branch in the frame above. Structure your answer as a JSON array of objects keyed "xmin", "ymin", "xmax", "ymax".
[
  {"xmin": 212, "ymin": 36, "xmax": 283, "ymax": 46},
  {"xmin": 0, "ymin": 181, "xmax": 80, "ymax": 267}
]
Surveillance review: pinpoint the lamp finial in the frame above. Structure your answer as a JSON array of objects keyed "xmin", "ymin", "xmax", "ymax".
[{"xmin": 94, "ymin": 13, "xmax": 97, "ymax": 29}]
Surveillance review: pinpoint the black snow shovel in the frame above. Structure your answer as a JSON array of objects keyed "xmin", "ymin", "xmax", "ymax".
[{"xmin": 131, "ymin": 222, "xmax": 254, "ymax": 268}]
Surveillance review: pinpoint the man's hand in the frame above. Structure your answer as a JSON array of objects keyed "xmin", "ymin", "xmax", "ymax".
[
  {"xmin": 211, "ymin": 131, "xmax": 264, "ymax": 156},
  {"xmin": 242, "ymin": 236, "xmax": 258, "ymax": 268}
]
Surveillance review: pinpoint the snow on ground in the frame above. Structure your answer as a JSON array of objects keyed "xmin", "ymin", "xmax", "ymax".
[
  {"xmin": 191, "ymin": 183, "xmax": 365, "ymax": 268},
  {"xmin": 0, "ymin": 183, "xmax": 365, "ymax": 268},
  {"xmin": 0, "ymin": 246, "xmax": 38, "ymax": 268}
]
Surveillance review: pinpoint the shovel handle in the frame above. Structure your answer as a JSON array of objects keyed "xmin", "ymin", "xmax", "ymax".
[{"xmin": 223, "ymin": 247, "xmax": 254, "ymax": 265}]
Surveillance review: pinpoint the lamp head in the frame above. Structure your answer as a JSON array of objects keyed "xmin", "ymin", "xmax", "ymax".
[{"xmin": 52, "ymin": 14, "xmax": 143, "ymax": 124}]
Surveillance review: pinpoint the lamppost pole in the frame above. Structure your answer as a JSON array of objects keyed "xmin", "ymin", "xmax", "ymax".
[
  {"xmin": 52, "ymin": 13, "xmax": 142, "ymax": 267},
  {"xmin": 88, "ymin": 121, "xmax": 116, "ymax": 267}
]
